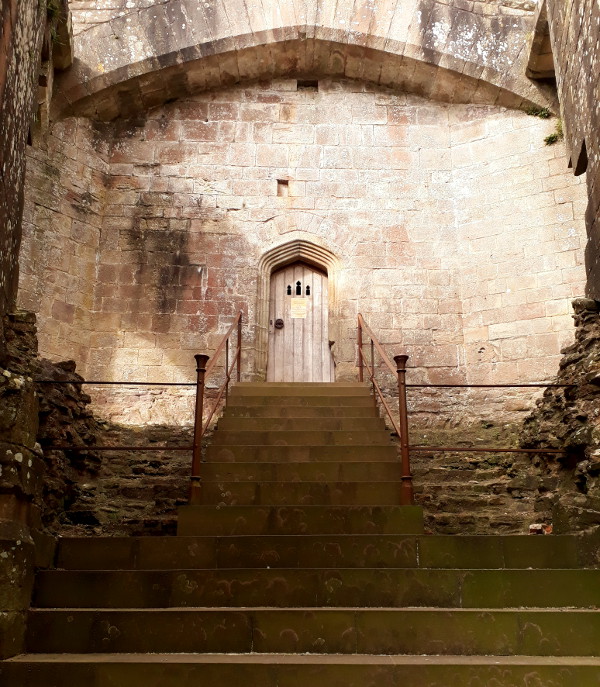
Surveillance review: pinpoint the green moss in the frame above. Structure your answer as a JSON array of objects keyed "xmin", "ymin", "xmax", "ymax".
[
  {"xmin": 545, "ymin": 119, "xmax": 564, "ymax": 146},
  {"xmin": 527, "ymin": 106, "xmax": 551, "ymax": 119}
]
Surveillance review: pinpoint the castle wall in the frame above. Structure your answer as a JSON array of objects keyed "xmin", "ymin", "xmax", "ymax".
[
  {"xmin": 546, "ymin": 0, "xmax": 600, "ymax": 299},
  {"xmin": 19, "ymin": 77, "xmax": 588, "ymax": 425},
  {"xmin": 18, "ymin": 119, "xmax": 109, "ymax": 370},
  {"xmin": 0, "ymin": 0, "xmax": 44, "ymax": 352}
]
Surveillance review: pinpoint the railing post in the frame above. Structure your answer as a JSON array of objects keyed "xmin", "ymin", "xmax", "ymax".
[
  {"xmin": 191, "ymin": 353, "xmax": 210, "ymax": 500},
  {"xmin": 394, "ymin": 354, "xmax": 414, "ymax": 506},
  {"xmin": 237, "ymin": 312, "xmax": 242, "ymax": 382},
  {"xmin": 358, "ymin": 317, "xmax": 364, "ymax": 382},
  {"xmin": 225, "ymin": 338, "xmax": 229, "ymax": 405}
]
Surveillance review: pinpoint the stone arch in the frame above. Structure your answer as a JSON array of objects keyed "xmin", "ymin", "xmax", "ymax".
[
  {"xmin": 255, "ymin": 238, "xmax": 341, "ymax": 378},
  {"xmin": 54, "ymin": 1, "xmax": 555, "ymax": 121}
]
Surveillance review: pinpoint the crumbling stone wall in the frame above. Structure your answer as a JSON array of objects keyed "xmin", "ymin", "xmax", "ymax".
[
  {"xmin": 517, "ymin": 299, "xmax": 600, "ymax": 533},
  {"xmin": 0, "ymin": 0, "xmax": 45, "ymax": 354}
]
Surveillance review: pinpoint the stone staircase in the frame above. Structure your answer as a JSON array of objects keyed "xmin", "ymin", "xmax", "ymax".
[{"xmin": 2, "ymin": 382, "xmax": 600, "ymax": 685}]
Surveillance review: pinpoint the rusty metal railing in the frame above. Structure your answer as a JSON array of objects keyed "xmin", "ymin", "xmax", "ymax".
[
  {"xmin": 357, "ymin": 314, "xmax": 574, "ymax": 506},
  {"xmin": 190, "ymin": 311, "xmax": 242, "ymax": 497},
  {"xmin": 35, "ymin": 312, "xmax": 243, "ymax": 500},
  {"xmin": 357, "ymin": 313, "xmax": 414, "ymax": 506}
]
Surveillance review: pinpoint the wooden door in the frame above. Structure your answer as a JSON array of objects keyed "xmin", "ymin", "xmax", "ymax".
[{"xmin": 267, "ymin": 263, "xmax": 334, "ymax": 382}]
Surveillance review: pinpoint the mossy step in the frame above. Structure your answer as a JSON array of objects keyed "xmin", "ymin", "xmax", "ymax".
[
  {"xmin": 54, "ymin": 534, "xmax": 589, "ymax": 571},
  {"xmin": 198, "ymin": 462, "xmax": 403, "ymax": 483},
  {"xmin": 177, "ymin": 505, "xmax": 424, "ymax": 536},
  {"xmin": 227, "ymin": 396, "xmax": 375, "ymax": 407},
  {"xmin": 216, "ymin": 417, "xmax": 386, "ymax": 431},
  {"xmin": 230, "ymin": 385, "xmax": 371, "ymax": 397},
  {"xmin": 4, "ymin": 654, "xmax": 600, "ymax": 687},
  {"xmin": 205, "ymin": 445, "xmax": 398, "ymax": 463},
  {"xmin": 190, "ymin": 481, "xmax": 404, "ymax": 506},
  {"xmin": 211, "ymin": 430, "xmax": 395, "ymax": 446},
  {"xmin": 224, "ymin": 405, "xmax": 379, "ymax": 418},
  {"xmin": 26, "ymin": 608, "xmax": 600, "ymax": 655},
  {"xmin": 33, "ymin": 568, "xmax": 600, "ymax": 609}
]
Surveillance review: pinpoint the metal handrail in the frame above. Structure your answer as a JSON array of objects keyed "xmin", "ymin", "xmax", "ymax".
[
  {"xmin": 357, "ymin": 313, "xmax": 414, "ymax": 505},
  {"xmin": 356, "ymin": 314, "xmax": 571, "ymax": 493},
  {"xmin": 191, "ymin": 311, "xmax": 243, "ymax": 495}
]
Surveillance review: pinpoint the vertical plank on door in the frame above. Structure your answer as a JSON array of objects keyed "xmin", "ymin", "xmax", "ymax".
[
  {"xmin": 292, "ymin": 263, "xmax": 303, "ymax": 382},
  {"xmin": 266, "ymin": 262, "xmax": 334, "ymax": 382}
]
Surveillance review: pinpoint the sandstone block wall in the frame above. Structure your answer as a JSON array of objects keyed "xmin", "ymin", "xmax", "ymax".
[
  {"xmin": 546, "ymin": 0, "xmax": 600, "ymax": 299},
  {"xmin": 19, "ymin": 119, "xmax": 109, "ymax": 369},
  {"xmin": 19, "ymin": 77, "xmax": 588, "ymax": 425}
]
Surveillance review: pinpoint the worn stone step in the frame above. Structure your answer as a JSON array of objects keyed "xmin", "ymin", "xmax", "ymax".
[
  {"xmin": 216, "ymin": 417, "xmax": 386, "ymax": 431},
  {"xmin": 54, "ymin": 534, "xmax": 587, "ymax": 571},
  {"xmin": 33, "ymin": 568, "xmax": 600, "ymax": 610},
  {"xmin": 190, "ymin": 481, "xmax": 403, "ymax": 506},
  {"xmin": 5, "ymin": 653, "xmax": 600, "ymax": 687},
  {"xmin": 177, "ymin": 505, "xmax": 424, "ymax": 536},
  {"xmin": 224, "ymin": 405, "xmax": 379, "ymax": 418},
  {"xmin": 26, "ymin": 608, "xmax": 600, "ymax": 655},
  {"xmin": 211, "ymin": 430, "xmax": 394, "ymax": 446},
  {"xmin": 205, "ymin": 445, "xmax": 398, "ymax": 463},
  {"xmin": 227, "ymin": 395, "xmax": 375, "ymax": 407},
  {"xmin": 199, "ymin": 462, "xmax": 403, "ymax": 483},
  {"xmin": 231, "ymin": 383, "xmax": 371, "ymax": 396}
]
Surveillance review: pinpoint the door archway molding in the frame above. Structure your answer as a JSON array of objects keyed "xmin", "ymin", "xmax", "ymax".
[{"xmin": 255, "ymin": 238, "xmax": 341, "ymax": 379}]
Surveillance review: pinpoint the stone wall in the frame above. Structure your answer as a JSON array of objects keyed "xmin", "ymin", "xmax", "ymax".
[
  {"xmin": 517, "ymin": 298, "xmax": 600, "ymax": 533},
  {"xmin": 545, "ymin": 0, "xmax": 600, "ymax": 298},
  {"xmin": 20, "ymin": 78, "xmax": 588, "ymax": 425},
  {"xmin": 0, "ymin": 0, "xmax": 44, "ymax": 353},
  {"xmin": 55, "ymin": 0, "xmax": 555, "ymax": 122},
  {"xmin": 0, "ymin": 310, "xmax": 104, "ymax": 657},
  {"xmin": 18, "ymin": 118, "xmax": 109, "ymax": 368}
]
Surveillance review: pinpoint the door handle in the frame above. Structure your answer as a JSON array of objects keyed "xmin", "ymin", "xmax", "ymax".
[{"xmin": 274, "ymin": 318, "xmax": 284, "ymax": 329}]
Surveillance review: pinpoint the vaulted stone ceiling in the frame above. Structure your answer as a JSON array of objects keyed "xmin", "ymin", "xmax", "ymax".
[{"xmin": 56, "ymin": 0, "xmax": 555, "ymax": 120}]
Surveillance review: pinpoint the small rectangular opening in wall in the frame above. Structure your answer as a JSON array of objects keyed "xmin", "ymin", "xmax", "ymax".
[
  {"xmin": 277, "ymin": 179, "xmax": 289, "ymax": 197},
  {"xmin": 297, "ymin": 80, "xmax": 319, "ymax": 91}
]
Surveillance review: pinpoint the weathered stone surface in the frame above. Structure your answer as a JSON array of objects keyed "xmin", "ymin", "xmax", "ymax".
[
  {"xmin": 544, "ymin": 0, "xmax": 600, "ymax": 299},
  {"xmin": 20, "ymin": 79, "xmax": 588, "ymax": 426},
  {"xmin": 56, "ymin": 0, "xmax": 553, "ymax": 122},
  {"xmin": 518, "ymin": 299, "xmax": 600, "ymax": 532},
  {"xmin": 0, "ymin": 0, "xmax": 44, "ymax": 342}
]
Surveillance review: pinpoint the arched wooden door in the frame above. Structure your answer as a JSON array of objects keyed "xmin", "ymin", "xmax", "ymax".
[{"xmin": 267, "ymin": 262, "xmax": 335, "ymax": 382}]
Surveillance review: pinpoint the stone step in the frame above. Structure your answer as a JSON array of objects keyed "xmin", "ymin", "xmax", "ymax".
[
  {"xmin": 227, "ymin": 395, "xmax": 375, "ymax": 407},
  {"xmin": 224, "ymin": 405, "xmax": 379, "ymax": 418},
  {"xmin": 26, "ymin": 608, "xmax": 600, "ymax": 655},
  {"xmin": 206, "ymin": 445, "xmax": 398, "ymax": 462},
  {"xmin": 211, "ymin": 430, "xmax": 394, "ymax": 446},
  {"xmin": 54, "ymin": 534, "xmax": 586, "ymax": 571},
  {"xmin": 216, "ymin": 417, "xmax": 386, "ymax": 431},
  {"xmin": 4, "ymin": 653, "xmax": 600, "ymax": 687},
  {"xmin": 33, "ymin": 568, "xmax": 600, "ymax": 609},
  {"xmin": 190, "ymin": 481, "xmax": 403, "ymax": 506},
  {"xmin": 231, "ymin": 383, "xmax": 371, "ymax": 396},
  {"xmin": 198, "ymin": 461, "xmax": 403, "ymax": 482},
  {"xmin": 177, "ymin": 505, "xmax": 424, "ymax": 536}
]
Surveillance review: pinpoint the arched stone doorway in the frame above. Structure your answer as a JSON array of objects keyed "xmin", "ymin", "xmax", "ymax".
[{"xmin": 256, "ymin": 240, "xmax": 341, "ymax": 381}]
